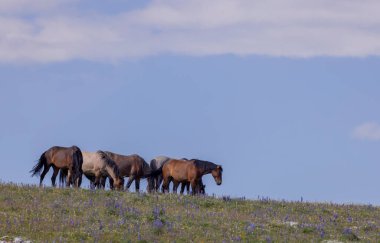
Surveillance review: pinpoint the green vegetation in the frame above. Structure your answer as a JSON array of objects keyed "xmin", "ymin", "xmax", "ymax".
[{"xmin": 0, "ymin": 183, "xmax": 379, "ymax": 242}]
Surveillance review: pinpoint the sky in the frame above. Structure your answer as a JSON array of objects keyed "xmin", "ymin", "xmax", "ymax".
[{"xmin": 0, "ymin": 0, "xmax": 380, "ymax": 205}]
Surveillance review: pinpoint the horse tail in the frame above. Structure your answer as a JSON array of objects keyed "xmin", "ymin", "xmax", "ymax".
[
  {"xmin": 73, "ymin": 146, "xmax": 83, "ymax": 173},
  {"xmin": 30, "ymin": 152, "xmax": 47, "ymax": 177},
  {"xmin": 72, "ymin": 146, "xmax": 83, "ymax": 186},
  {"xmin": 144, "ymin": 166, "xmax": 162, "ymax": 178}
]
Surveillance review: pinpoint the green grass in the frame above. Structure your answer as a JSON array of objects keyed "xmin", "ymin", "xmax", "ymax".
[{"xmin": 0, "ymin": 183, "xmax": 379, "ymax": 242}]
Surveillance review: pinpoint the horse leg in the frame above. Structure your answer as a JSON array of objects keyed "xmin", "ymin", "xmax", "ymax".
[
  {"xmin": 126, "ymin": 176, "xmax": 135, "ymax": 191},
  {"xmin": 172, "ymin": 181, "xmax": 179, "ymax": 194},
  {"xmin": 100, "ymin": 176, "xmax": 107, "ymax": 189},
  {"xmin": 146, "ymin": 177, "xmax": 153, "ymax": 193},
  {"xmin": 66, "ymin": 169, "xmax": 72, "ymax": 187},
  {"xmin": 73, "ymin": 170, "xmax": 81, "ymax": 188},
  {"xmin": 109, "ymin": 177, "xmax": 114, "ymax": 190},
  {"xmin": 152, "ymin": 176, "xmax": 156, "ymax": 192},
  {"xmin": 51, "ymin": 166, "xmax": 59, "ymax": 187},
  {"xmin": 94, "ymin": 174, "xmax": 101, "ymax": 189},
  {"xmin": 135, "ymin": 177, "xmax": 140, "ymax": 193},
  {"xmin": 180, "ymin": 182, "xmax": 186, "ymax": 195},
  {"xmin": 161, "ymin": 176, "xmax": 169, "ymax": 193},
  {"xmin": 39, "ymin": 164, "xmax": 50, "ymax": 187},
  {"xmin": 75, "ymin": 170, "xmax": 82, "ymax": 188},
  {"xmin": 186, "ymin": 182, "xmax": 190, "ymax": 195},
  {"xmin": 157, "ymin": 174, "xmax": 163, "ymax": 192},
  {"xmin": 190, "ymin": 180, "xmax": 198, "ymax": 195}
]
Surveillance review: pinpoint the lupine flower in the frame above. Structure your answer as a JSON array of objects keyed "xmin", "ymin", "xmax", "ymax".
[
  {"xmin": 343, "ymin": 228, "xmax": 352, "ymax": 235},
  {"xmin": 153, "ymin": 219, "xmax": 164, "ymax": 229},
  {"xmin": 246, "ymin": 222, "xmax": 255, "ymax": 233},
  {"xmin": 333, "ymin": 212, "xmax": 338, "ymax": 220}
]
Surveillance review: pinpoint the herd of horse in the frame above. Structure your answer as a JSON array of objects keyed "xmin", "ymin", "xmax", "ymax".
[{"xmin": 30, "ymin": 146, "xmax": 223, "ymax": 195}]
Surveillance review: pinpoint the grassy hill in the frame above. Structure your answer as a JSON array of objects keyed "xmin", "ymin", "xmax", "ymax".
[{"xmin": 0, "ymin": 183, "xmax": 379, "ymax": 242}]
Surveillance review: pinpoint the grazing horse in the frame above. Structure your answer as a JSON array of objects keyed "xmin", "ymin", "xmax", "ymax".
[
  {"xmin": 104, "ymin": 151, "xmax": 154, "ymax": 192},
  {"xmin": 149, "ymin": 156, "xmax": 196, "ymax": 193},
  {"xmin": 30, "ymin": 146, "xmax": 83, "ymax": 187},
  {"xmin": 59, "ymin": 151, "xmax": 124, "ymax": 190},
  {"xmin": 162, "ymin": 159, "xmax": 222, "ymax": 195}
]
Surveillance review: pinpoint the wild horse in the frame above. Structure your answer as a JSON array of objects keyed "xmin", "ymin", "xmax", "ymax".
[
  {"xmin": 104, "ymin": 151, "xmax": 154, "ymax": 192},
  {"xmin": 30, "ymin": 146, "xmax": 83, "ymax": 187},
  {"xmin": 162, "ymin": 159, "xmax": 222, "ymax": 195},
  {"xmin": 59, "ymin": 151, "xmax": 124, "ymax": 190},
  {"xmin": 150, "ymin": 156, "xmax": 206, "ymax": 194}
]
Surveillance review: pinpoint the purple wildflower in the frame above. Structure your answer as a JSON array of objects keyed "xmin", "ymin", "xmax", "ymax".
[
  {"xmin": 233, "ymin": 236, "xmax": 242, "ymax": 242},
  {"xmin": 343, "ymin": 228, "xmax": 352, "ymax": 235},
  {"xmin": 153, "ymin": 219, "xmax": 164, "ymax": 229},
  {"xmin": 246, "ymin": 223, "xmax": 255, "ymax": 233},
  {"xmin": 320, "ymin": 229, "xmax": 325, "ymax": 238}
]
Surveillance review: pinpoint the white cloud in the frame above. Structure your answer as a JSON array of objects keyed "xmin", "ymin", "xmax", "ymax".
[
  {"xmin": 1, "ymin": 0, "xmax": 380, "ymax": 63},
  {"xmin": 352, "ymin": 122, "xmax": 380, "ymax": 141}
]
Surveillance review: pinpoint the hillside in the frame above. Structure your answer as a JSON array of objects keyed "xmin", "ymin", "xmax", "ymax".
[{"xmin": 0, "ymin": 183, "xmax": 379, "ymax": 242}]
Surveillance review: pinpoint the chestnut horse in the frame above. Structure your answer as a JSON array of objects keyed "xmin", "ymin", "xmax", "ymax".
[
  {"xmin": 30, "ymin": 146, "xmax": 83, "ymax": 187},
  {"xmin": 104, "ymin": 151, "xmax": 154, "ymax": 192},
  {"xmin": 162, "ymin": 159, "xmax": 222, "ymax": 195},
  {"xmin": 149, "ymin": 156, "xmax": 199, "ymax": 193}
]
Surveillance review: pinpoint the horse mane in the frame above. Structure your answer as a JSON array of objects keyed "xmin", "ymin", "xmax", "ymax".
[
  {"xmin": 97, "ymin": 150, "xmax": 120, "ymax": 178},
  {"xmin": 191, "ymin": 159, "xmax": 221, "ymax": 172}
]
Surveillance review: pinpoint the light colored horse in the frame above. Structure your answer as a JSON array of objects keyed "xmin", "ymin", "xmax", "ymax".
[
  {"xmin": 82, "ymin": 151, "xmax": 124, "ymax": 190},
  {"xmin": 60, "ymin": 151, "xmax": 124, "ymax": 190}
]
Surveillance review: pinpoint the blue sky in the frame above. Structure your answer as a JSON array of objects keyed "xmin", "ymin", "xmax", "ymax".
[{"xmin": 1, "ymin": 1, "xmax": 380, "ymax": 204}]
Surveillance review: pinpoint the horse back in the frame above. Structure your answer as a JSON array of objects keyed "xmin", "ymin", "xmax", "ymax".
[
  {"xmin": 46, "ymin": 146, "xmax": 81, "ymax": 168},
  {"xmin": 163, "ymin": 159, "xmax": 196, "ymax": 182},
  {"xmin": 104, "ymin": 152, "xmax": 146, "ymax": 177},
  {"xmin": 150, "ymin": 156, "xmax": 171, "ymax": 171}
]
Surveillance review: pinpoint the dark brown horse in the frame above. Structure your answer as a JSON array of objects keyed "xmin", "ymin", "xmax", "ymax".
[
  {"xmin": 162, "ymin": 159, "xmax": 222, "ymax": 194},
  {"xmin": 104, "ymin": 151, "xmax": 154, "ymax": 192},
  {"xmin": 30, "ymin": 146, "xmax": 83, "ymax": 187}
]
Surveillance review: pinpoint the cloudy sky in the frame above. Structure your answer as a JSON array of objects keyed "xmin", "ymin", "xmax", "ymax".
[{"xmin": 1, "ymin": 0, "xmax": 380, "ymax": 204}]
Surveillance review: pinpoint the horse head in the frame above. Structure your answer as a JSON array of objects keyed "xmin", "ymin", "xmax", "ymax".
[
  {"xmin": 211, "ymin": 165, "xmax": 223, "ymax": 185},
  {"xmin": 114, "ymin": 177, "xmax": 124, "ymax": 190}
]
